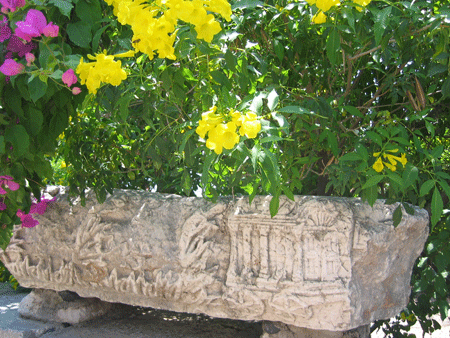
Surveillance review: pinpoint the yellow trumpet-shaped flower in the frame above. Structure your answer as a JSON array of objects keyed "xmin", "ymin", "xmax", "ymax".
[
  {"xmin": 196, "ymin": 107, "xmax": 262, "ymax": 154},
  {"xmin": 238, "ymin": 112, "xmax": 261, "ymax": 139},
  {"xmin": 312, "ymin": 11, "xmax": 327, "ymax": 24},
  {"xmin": 372, "ymin": 149, "xmax": 407, "ymax": 172},
  {"xmin": 76, "ymin": 50, "xmax": 134, "ymax": 94}
]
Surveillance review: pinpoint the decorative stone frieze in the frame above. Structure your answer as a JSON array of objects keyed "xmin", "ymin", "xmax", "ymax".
[{"xmin": 0, "ymin": 188, "xmax": 428, "ymax": 332}]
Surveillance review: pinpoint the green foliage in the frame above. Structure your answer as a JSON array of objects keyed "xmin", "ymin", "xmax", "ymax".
[{"xmin": 1, "ymin": 0, "xmax": 450, "ymax": 335}]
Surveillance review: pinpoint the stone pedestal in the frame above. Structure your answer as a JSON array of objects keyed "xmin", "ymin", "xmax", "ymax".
[{"xmin": 0, "ymin": 188, "xmax": 428, "ymax": 334}]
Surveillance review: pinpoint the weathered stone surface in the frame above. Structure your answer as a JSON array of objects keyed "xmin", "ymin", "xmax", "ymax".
[
  {"xmin": 261, "ymin": 322, "xmax": 370, "ymax": 338},
  {"xmin": 0, "ymin": 188, "xmax": 428, "ymax": 331},
  {"xmin": 18, "ymin": 289, "xmax": 112, "ymax": 324}
]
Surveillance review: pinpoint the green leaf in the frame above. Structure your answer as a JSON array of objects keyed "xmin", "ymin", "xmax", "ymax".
[
  {"xmin": 402, "ymin": 165, "xmax": 418, "ymax": 189},
  {"xmin": 224, "ymin": 49, "xmax": 236, "ymax": 71},
  {"xmin": 365, "ymin": 185, "xmax": 378, "ymax": 206},
  {"xmin": 48, "ymin": 0, "xmax": 73, "ymax": 17},
  {"xmin": 431, "ymin": 187, "xmax": 443, "ymax": 228},
  {"xmin": 362, "ymin": 175, "xmax": 384, "ymax": 189},
  {"xmin": 28, "ymin": 77, "xmax": 47, "ymax": 103},
  {"xmin": 67, "ymin": 22, "xmax": 92, "ymax": 48},
  {"xmin": 277, "ymin": 106, "xmax": 311, "ymax": 114},
  {"xmin": 269, "ymin": 194, "xmax": 280, "ymax": 218},
  {"xmin": 267, "ymin": 89, "xmax": 279, "ymax": 111},
  {"xmin": 75, "ymin": 0, "xmax": 102, "ymax": 25},
  {"xmin": 0, "ymin": 136, "xmax": 4, "ymax": 154},
  {"xmin": 6, "ymin": 92, "xmax": 24, "ymax": 117},
  {"xmin": 260, "ymin": 136, "xmax": 284, "ymax": 144},
  {"xmin": 251, "ymin": 145, "xmax": 262, "ymax": 171},
  {"xmin": 339, "ymin": 152, "xmax": 362, "ymax": 161},
  {"xmin": 438, "ymin": 179, "xmax": 450, "ymax": 201},
  {"xmin": 250, "ymin": 93, "xmax": 264, "ymax": 113},
  {"xmin": 232, "ymin": 0, "xmax": 263, "ymax": 10},
  {"xmin": 116, "ymin": 94, "xmax": 133, "ymax": 120},
  {"xmin": 24, "ymin": 107, "xmax": 43, "ymax": 136},
  {"xmin": 92, "ymin": 24, "xmax": 112, "ymax": 52},
  {"xmin": 201, "ymin": 152, "xmax": 216, "ymax": 192},
  {"xmin": 344, "ymin": 105, "xmax": 363, "ymax": 117},
  {"xmin": 402, "ymin": 202, "xmax": 415, "ymax": 216},
  {"xmin": 436, "ymin": 171, "xmax": 450, "ymax": 180},
  {"xmin": 393, "ymin": 205, "xmax": 402, "ymax": 227},
  {"xmin": 372, "ymin": 6, "xmax": 392, "ymax": 45},
  {"xmin": 326, "ymin": 28, "xmax": 341, "ymax": 66},
  {"xmin": 420, "ymin": 179, "xmax": 435, "ymax": 197},
  {"xmin": 366, "ymin": 130, "xmax": 382, "ymax": 147},
  {"xmin": 387, "ymin": 172, "xmax": 403, "ymax": 188},
  {"xmin": 281, "ymin": 185, "xmax": 295, "ymax": 201},
  {"xmin": 5, "ymin": 125, "xmax": 29, "ymax": 158},
  {"xmin": 442, "ymin": 77, "xmax": 450, "ymax": 98},
  {"xmin": 273, "ymin": 39, "xmax": 285, "ymax": 62},
  {"xmin": 49, "ymin": 70, "xmax": 64, "ymax": 80},
  {"xmin": 181, "ymin": 169, "xmax": 192, "ymax": 195},
  {"xmin": 326, "ymin": 130, "xmax": 339, "ymax": 157}
]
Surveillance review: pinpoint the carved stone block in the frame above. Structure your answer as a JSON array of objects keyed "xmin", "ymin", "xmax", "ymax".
[{"xmin": 0, "ymin": 188, "xmax": 428, "ymax": 331}]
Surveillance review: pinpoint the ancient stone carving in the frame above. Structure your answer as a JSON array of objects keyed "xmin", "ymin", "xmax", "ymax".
[{"xmin": 0, "ymin": 188, "xmax": 428, "ymax": 331}]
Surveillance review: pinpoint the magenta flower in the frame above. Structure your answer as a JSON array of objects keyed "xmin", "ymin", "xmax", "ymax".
[
  {"xmin": 0, "ymin": 175, "xmax": 20, "ymax": 194},
  {"xmin": 15, "ymin": 9, "xmax": 47, "ymax": 41},
  {"xmin": 0, "ymin": 16, "xmax": 11, "ymax": 42},
  {"xmin": 7, "ymin": 35, "xmax": 36, "ymax": 57},
  {"xmin": 42, "ymin": 22, "xmax": 58, "ymax": 37},
  {"xmin": 72, "ymin": 87, "xmax": 81, "ymax": 95},
  {"xmin": 17, "ymin": 210, "xmax": 39, "ymax": 228},
  {"xmin": 29, "ymin": 198, "xmax": 55, "ymax": 215},
  {"xmin": 25, "ymin": 52, "xmax": 35, "ymax": 66},
  {"xmin": 0, "ymin": 198, "xmax": 6, "ymax": 211},
  {"xmin": 62, "ymin": 69, "xmax": 77, "ymax": 87},
  {"xmin": 0, "ymin": 58, "xmax": 24, "ymax": 76},
  {"xmin": 0, "ymin": 0, "xmax": 25, "ymax": 13}
]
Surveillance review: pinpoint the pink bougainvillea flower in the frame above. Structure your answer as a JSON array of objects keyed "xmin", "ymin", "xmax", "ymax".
[
  {"xmin": 62, "ymin": 69, "xmax": 77, "ymax": 87},
  {"xmin": 29, "ymin": 197, "xmax": 55, "ymax": 215},
  {"xmin": 0, "ymin": 58, "xmax": 24, "ymax": 76},
  {"xmin": 7, "ymin": 35, "xmax": 36, "ymax": 57},
  {"xmin": 72, "ymin": 87, "xmax": 81, "ymax": 95},
  {"xmin": 25, "ymin": 52, "xmax": 35, "ymax": 66},
  {"xmin": 42, "ymin": 22, "xmax": 58, "ymax": 37},
  {"xmin": 15, "ymin": 9, "xmax": 47, "ymax": 41},
  {"xmin": 0, "ymin": 175, "xmax": 20, "ymax": 194},
  {"xmin": 0, "ymin": 0, "xmax": 25, "ymax": 13},
  {"xmin": 0, "ymin": 198, "xmax": 6, "ymax": 211},
  {"xmin": 0, "ymin": 16, "xmax": 11, "ymax": 42},
  {"xmin": 16, "ymin": 210, "xmax": 39, "ymax": 228}
]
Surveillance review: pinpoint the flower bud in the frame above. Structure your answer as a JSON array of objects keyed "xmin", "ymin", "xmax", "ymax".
[
  {"xmin": 72, "ymin": 87, "xmax": 81, "ymax": 95},
  {"xmin": 25, "ymin": 52, "xmax": 35, "ymax": 66}
]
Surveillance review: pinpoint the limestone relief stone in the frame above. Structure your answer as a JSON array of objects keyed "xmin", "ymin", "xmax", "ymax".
[{"xmin": 0, "ymin": 187, "xmax": 428, "ymax": 331}]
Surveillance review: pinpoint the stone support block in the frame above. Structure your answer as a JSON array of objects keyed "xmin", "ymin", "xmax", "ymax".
[{"xmin": 0, "ymin": 188, "xmax": 428, "ymax": 332}]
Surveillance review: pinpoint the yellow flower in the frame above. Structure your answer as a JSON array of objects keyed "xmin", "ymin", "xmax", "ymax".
[
  {"xmin": 373, "ymin": 157, "xmax": 384, "ymax": 172},
  {"xmin": 76, "ymin": 50, "xmax": 132, "ymax": 94},
  {"xmin": 352, "ymin": 0, "xmax": 371, "ymax": 11},
  {"xmin": 195, "ymin": 106, "xmax": 222, "ymax": 139},
  {"xmin": 206, "ymin": 122, "xmax": 239, "ymax": 154},
  {"xmin": 238, "ymin": 112, "xmax": 261, "ymax": 139},
  {"xmin": 315, "ymin": 0, "xmax": 340, "ymax": 12},
  {"xmin": 372, "ymin": 149, "xmax": 407, "ymax": 172},
  {"xmin": 312, "ymin": 11, "xmax": 327, "ymax": 24},
  {"xmin": 196, "ymin": 107, "xmax": 262, "ymax": 153},
  {"xmin": 194, "ymin": 14, "xmax": 222, "ymax": 43}
]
